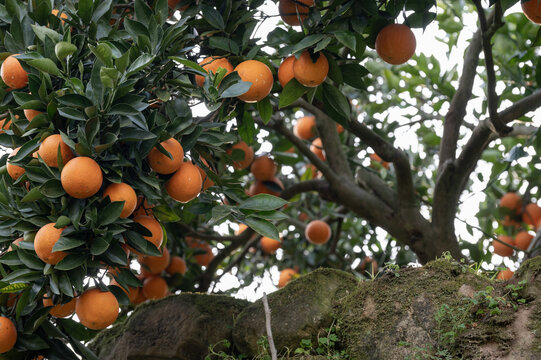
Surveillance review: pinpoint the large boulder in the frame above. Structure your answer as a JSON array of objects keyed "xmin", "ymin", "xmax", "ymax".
[
  {"xmin": 232, "ymin": 268, "xmax": 359, "ymax": 356},
  {"xmin": 90, "ymin": 293, "xmax": 249, "ymax": 360}
]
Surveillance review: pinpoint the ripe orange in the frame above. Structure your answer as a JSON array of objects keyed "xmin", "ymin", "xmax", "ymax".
[
  {"xmin": 294, "ymin": 116, "xmax": 316, "ymax": 139},
  {"xmin": 147, "ymin": 138, "xmax": 184, "ymax": 174},
  {"xmin": 133, "ymin": 197, "xmax": 154, "ymax": 217},
  {"xmin": 260, "ymin": 236, "xmax": 281, "ymax": 254},
  {"xmin": 375, "ymin": 24, "xmax": 416, "ymax": 65},
  {"xmin": 251, "ymin": 155, "xmax": 277, "ymax": 181},
  {"xmin": 305, "ymin": 220, "xmax": 331, "ymax": 245},
  {"xmin": 523, "ymin": 0, "xmax": 541, "ymax": 24},
  {"xmin": 278, "ymin": 55, "xmax": 296, "ymax": 87},
  {"xmin": 0, "ymin": 118, "xmax": 11, "ymax": 133},
  {"xmin": 103, "ymin": 182, "xmax": 138, "ymax": 218},
  {"xmin": 24, "ymin": 109, "xmax": 42, "ymax": 122},
  {"xmin": 1, "ymin": 54, "xmax": 28, "ymax": 89},
  {"xmin": 293, "ymin": 51, "xmax": 328, "ymax": 87},
  {"xmin": 278, "ymin": 268, "xmax": 297, "ymax": 288},
  {"xmin": 279, "ymin": 0, "xmax": 314, "ymax": 26},
  {"xmin": 43, "ymin": 296, "xmax": 76, "ymax": 318},
  {"xmin": 0, "ymin": 316, "xmax": 17, "ymax": 353},
  {"xmin": 61, "ymin": 157, "xmax": 103, "ymax": 199},
  {"xmin": 492, "ymin": 235, "xmax": 514, "ymax": 257},
  {"xmin": 336, "ymin": 124, "xmax": 344, "ymax": 134},
  {"xmin": 514, "ymin": 231, "xmax": 534, "ymax": 251},
  {"xmin": 248, "ymin": 177, "xmax": 284, "ymax": 196},
  {"xmin": 299, "ymin": 212, "xmax": 309, "ymax": 222},
  {"xmin": 310, "ymin": 138, "xmax": 325, "ymax": 161},
  {"xmin": 166, "ymin": 162, "xmax": 202, "ymax": 203},
  {"xmin": 110, "ymin": 280, "xmax": 140, "ymax": 304},
  {"xmin": 369, "ymin": 153, "xmax": 390, "ymax": 169},
  {"xmin": 359, "ymin": 256, "xmax": 379, "ymax": 275},
  {"xmin": 75, "ymin": 288, "xmax": 119, "ymax": 330},
  {"xmin": 234, "ymin": 60, "xmax": 274, "ymax": 103},
  {"xmin": 34, "ymin": 223, "xmax": 67, "ymax": 265},
  {"xmin": 133, "ymin": 215, "xmax": 163, "ymax": 249},
  {"xmin": 522, "ymin": 202, "xmax": 541, "ymax": 226},
  {"xmin": 166, "ymin": 256, "xmax": 187, "ymax": 276},
  {"xmin": 7, "ymin": 147, "xmax": 25, "ymax": 180},
  {"xmin": 8, "ymin": 237, "xmax": 23, "ymax": 251},
  {"xmin": 142, "ymin": 276, "xmax": 168, "ymax": 300},
  {"xmin": 37, "ymin": 134, "xmax": 75, "ymax": 168},
  {"xmin": 138, "ymin": 247, "xmax": 170, "ymax": 275},
  {"xmin": 227, "ymin": 141, "xmax": 254, "ymax": 170},
  {"xmin": 51, "ymin": 9, "xmax": 68, "ymax": 24},
  {"xmin": 496, "ymin": 269, "xmax": 514, "ymax": 280},
  {"xmin": 197, "ymin": 157, "xmax": 215, "ymax": 190},
  {"xmin": 195, "ymin": 57, "xmax": 234, "ymax": 87},
  {"xmin": 188, "ymin": 240, "xmax": 214, "ymax": 267},
  {"xmin": 499, "ymin": 192, "xmax": 522, "ymax": 213},
  {"xmin": 132, "ymin": 287, "xmax": 147, "ymax": 305}
]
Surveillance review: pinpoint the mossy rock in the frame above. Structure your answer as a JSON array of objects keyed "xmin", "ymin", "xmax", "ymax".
[
  {"xmin": 89, "ymin": 293, "xmax": 249, "ymax": 360},
  {"xmin": 232, "ymin": 268, "xmax": 358, "ymax": 356}
]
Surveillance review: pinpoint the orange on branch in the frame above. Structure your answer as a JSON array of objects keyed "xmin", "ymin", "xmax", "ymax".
[
  {"xmin": 492, "ymin": 235, "xmax": 514, "ymax": 257},
  {"xmin": 227, "ymin": 141, "xmax": 254, "ymax": 170},
  {"xmin": 37, "ymin": 134, "xmax": 75, "ymax": 168},
  {"xmin": 24, "ymin": 109, "xmax": 42, "ymax": 122},
  {"xmin": 166, "ymin": 256, "xmax": 187, "ymax": 276},
  {"xmin": 251, "ymin": 155, "xmax": 277, "ymax": 181},
  {"xmin": 166, "ymin": 162, "xmax": 202, "ymax": 203},
  {"xmin": 197, "ymin": 157, "xmax": 215, "ymax": 190},
  {"xmin": 43, "ymin": 296, "xmax": 76, "ymax": 318},
  {"xmin": 310, "ymin": 138, "xmax": 325, "ymax": 161},
  {"xmin": 279, "ymin": 0, "xmax": 314, "ymax": 26},
  {"xmin": 234, "ymin": 60, "xmax": 273, "ymax": 103},
  {"xmin": 110, "ymin": 280, "xmax": 140, "ymax": 304},
  {"xmin": 496, "ymin": 269, "xmax": 514, "ymax": 281},
  {"xmin": 0, "ymin": 316, "xmax": 17, "ymax": 354},
  {"xmin": 278, "ymin": 268, "xmax": 297, "ymax": 288},
  {"xmin": 103, "ymin": 182, "xmax": 138, "ymax": 218},
  {"xmin": 514, "ymin": 231, "xmax": 533, "ymax": 251},
  {"xmin": 278, "ymin": 55, "xmax": 296, "ymax": 87},
  {"xmin": 75, "ymin": 288, "xmax": 119, "ymax": 330},
  {"xmin": 133, "ymin": 216, "xmax": 163, "ymax": 249},
  {"xmin": 375, "ymin": 24, "xmax": 416, "ymax": 65},
  {"xmin": 195, "ymin": 57, "xmax": 234, "ymax": 87},
  {"xmin": 522, "ymin": 203, "xmax": 541, "ymax": 227},
  {"xmin": 248, "ymin": 177, "xmax": 284, "ymax": 196},
  {"xmin": 34, "ymin": 223, "xmax": 67, "ymax": 265},
  {"xmin": 305, "ymin": 220, "xmax": 331, "ymax": 245},
  {"xmin": 138, "ymin": 247, "xmax": 170, "ymax": 275},
  {"xmin": 260, "ymin": 236, "xmax": 281, "ymax": 254},
  {"xmin": 1, "ymin": 54, "xmax": 28, "ymax": 89},
  {"xmin": 293, "ymin": 51, "xmax": 328, "ymax": 87},
  {"xmin": 7, "ymin": 147, "xmax": 25, "ymax": 180},
  {"xmin": 294, "ymin": 116, "xmax": 316, "ymax": 140},
  {"xmin": 522, "ymin": 0, "xmax": 541, "ymax": 24},
  {"xmin": 189, "ymin": 241, "xmax": 214, "ymax": 267},
  {"xmin": 142, "ymin": 276, "xmax": 169, "ymax": 300},
  {"xmin": 147, "ymin": 138, "xmax": 184, "ymax": 174},
  {"xmin": 61, "ymin": 157, "xmax": 103, "ymax": 199},
  {"xmin": 369, "ymin": 153, "xmax": 390, "ymax": 169},
  {"xmin": 499, "ymin": 192, "xmax": 522, "ymax": 214}
]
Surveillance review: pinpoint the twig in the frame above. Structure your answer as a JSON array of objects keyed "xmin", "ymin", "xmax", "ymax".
[{"xmin": 262, "ymin": 292, "xmax": 278, "ymax": 360}]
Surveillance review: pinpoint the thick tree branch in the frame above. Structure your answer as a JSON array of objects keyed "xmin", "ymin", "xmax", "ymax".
[
  {"xmin": 355, "ymin": 167, "xmax": 397, "ymax": 210},
  {"xmin": 280, "ymin": 179, "xmax": 334, "ymax": 201},
  {"xmin": 498, "ymin": 89, "xmax": 541, "ymax": 124}
]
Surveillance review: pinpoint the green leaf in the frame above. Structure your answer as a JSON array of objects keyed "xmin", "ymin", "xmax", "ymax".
[
  {"xmin": 126, "ymin": 54, "xmax": 156, "ymax": 76},
  {"xmin": 10, "ymin": 138, "xmax": 40, "ymax": 162},
  {"xmin": 78, "ymin": 0, "xmax": 93, "ymax": 24},
  {"xmin": 52, "ymin": 237, "xmax": 86, "ymax": 252},
  {"xmin": 322, "ymin": 82, "xmax": 350, "ymax": 123},
  {"xmin": 55, "ymin": 216, "xmax": 71, "ymax": 228},
  {"xmin": 334, "ymin": 31, "xmax": 357, "ymax": 51},
  {"xmin": 244, "ymin": 217, "xmax": 280, "ymax": 240},
  {"xmin": 152, "ymin": 205, "xmax": 181, "ymax": 222},
  {"xmin": 239, "ymin": 194, "xmax": 288, "ymax": 211},
  {"xmin": 291, "ymin": 34, "xmax": 326, "ymax": 54},
  {"xmin": 201, "ymin": 4, "xmax": 225, "ymax": 30},
  {"xmin": 21, "ymin": 187, "xmax": 44, "ymax": 202},
  {"xmin": 279, "ymin": 78, "xmax": 307, "ymax": 108},
  {"xmin": 55, "ymin": 254, "xmax": 87, "ymax": 271},
  {"xmin": 208, "ymin": 36, "xmax": 240, "ymax": 55},
  {"xmin": 55, "ymin": 42, "xmax": 77, "ymax": 61},
  {"xmin": 89, "ymin": 43, "xmax": 113, "ymax": 68},
  {"xmin": 98, "ymin": 201, "xmax": 125, "ymax": 226},
  {"xmin": 40, "ymin": 179, "xmax": 66, "ymax": 198},
  {"xmin": 57, "ymin": 94, "xmax": 93, "ymax": 107},
  {"xmin": 220, "ymin": 81, "xmax": 252, "ymax": 98},
  {"xmin": 340, "ymin": 63, "xmax": 368, "ymax": 89},
  {"xmin": 26, "ymin": 58, "xmax": 61, "ymax": 76},
  {"xmin": 257, "ymin": 97, "xmax": 272, "ymax": 124}
]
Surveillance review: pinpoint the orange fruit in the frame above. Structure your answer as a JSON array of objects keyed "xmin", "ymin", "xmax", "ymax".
[
  {"xmin": 110, "ymin": 280, "xmax": 140, "ymax": 304},
  {"xmin": 0, "ymin": 118, "xmax": 11, "ymax": 133},
  {"xmin": 227, "ymin": 141, "xmax": 254, "ymax": 170},
  {"xmin": 24, "ymin": 109, "xmax": 42, "ymax": 122},
  {"xmin": 496, "ymin": 269, "xmax": 514, "ymax": 280},
  {"xmin": 251, "ymin": 155, "xmax": 277, "ymax": 181},
  {"xmin": 278, "ymin": 268, "xmax": 297, "ymax": 288},
  {"xmin": 1, "ymin": 54, "xmax": 28, "ymax": 89},
  {"xmin": 260, "ymin": 236, "xmax": 281, "ymax": 254},
  {"xmin": 236, "ymin": 224, "xmax": 249, "ymax": 235},
  {"xmin": 359, "ymin": 256, "xmax": 379, "ymax": 275},
  {"xmin": 304, "ymin": 164, "xmax": 320, "ymax": 179},
  {"xmin": 132, "ymin": 288, "xmax": 147, "ymax": 305},
  {"xmin": 166, "ymin": 162, "xmax": 202, "ymax": 203},
  {"xmin": 189, "ymin": 240, "xmax": 214, "ymax": 267},
  {"xmin": 234, "ymin": 60, "xmax": 274, "ymax": 103},
  {"xmin": 369, "ymin": 153, "xmax": 390, "ymax": 169},
  {"xmin": 43, "ymin": 296, "xmax": 76, "ymax": 318},
  {"xmin": 522, "ymin": 203, "xmax": 541, "ymax": 226},
  {"xmin": 8, "ymin": 237, "xmax": 23, "ymax": 251},
  {"xmin": 248, "ymin": 177, "xmax": 284, "ymax": 196},
  {"xmin": 522, "ymin": 0, "xmax": 541, "ymax": 24},
  {"xmin": 34, "ymin": 223, "xmax": 67, "ymax": 265},
  {"xmin": 499, "ymin": 192, "xmax": 522, "ymax": 214},
  {"xmin": 375, "ymin": 24, "xmax": 416, "ymax": 65},
  {"xmin": 310, "ymin": 138, "xmax": 325, "ymax": 161},
  {"xmin": 279, "ymin": 0, "xmax": 314, "ymax": 26},
  {"xmin": 168, "ymin": 0, "xmax": 189, "ymax": 11},
  {"xmin": 142, "ymin": 276, "xmax": 168, "ymax": 300},
  {"xmin": 293, "ymin": 51, "xmax": 328, "ymax": 87},
  {"xmin": 492, "ymin": 235, "xmax": 514, "ymax": 257},
  {"xmin": 166, "ymin": 256, "xmax": 187, "ymax": 276},
  {"xmin": 197, "ymin": 157, "xmax": 215, "ymax": 190},
  {"xmin": 133, "ymin": 216, "xmax": 163, "ymax": 249},
  {"xmin": 278, "ymin": 55, "xmax": 296, "ymax": 87},
  {"xmin": 336, "ymin": 124, "xmax": 344, "ymax": 134},
  {"xmin": 61, "ymin": 157, "xmax": 103, "ymax": 199},
  {"xmin": 0, "ymin": 316, "xmax": 17, "ymax": 353},
  {"xmin": 133, "ymin": 197, "xmax": 154, "ymax": 217},
  {"xmin": 294, "ymin": 116, "xmax": 316, "ymax": 139},
  {"xmin": 299, "ymin": 212, "xmax": 309, "ymax": 222},
  {"xmin": 75, "ymin": 288, "xmax": 119, "ymax": 330},
  {"xmin": 37, "ymin": 134, "xmax": 75, "ymax": 168},
  {"xmin": 7, "ymin": 147, "xmax": 25, "ymax": 180},
  {"xmin": 51, "ymin": 9, "xmax": 68, "ymax": 24},
  {"xmin": 305, "ymin": 220, "xmax": 331, "ymax": 245},
  {"xmin": 138, "ymin": 247, "xmax": 170, "ymax": 275},
  {"xmin": 195, "ymin": 57, "xmax": 234, "ymax": 87},
  {"xmin": 514, "ymin": 231, "xmax": 534, "ymax": 251},
  {"xmin": 102, "ymin": 182, "xmax": 138, "ymax": 218},
  {"xmin": 147, "ymin": 138, "xmax": 184, "ymax": 174}
]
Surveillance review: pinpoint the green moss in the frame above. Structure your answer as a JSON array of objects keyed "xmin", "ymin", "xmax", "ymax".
[
  {"xmin": 530, "ymin": 301, "xmax": 541, "ymax": 354},
  {"xmin": 515, "ymin": 256, "xmax": 541, "ymax": 278}
]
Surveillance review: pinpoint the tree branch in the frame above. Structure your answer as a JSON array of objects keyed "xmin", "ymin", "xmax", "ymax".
[{"xmin": 280, "ymin": 179, "xmax": 334, "ymax": 201}]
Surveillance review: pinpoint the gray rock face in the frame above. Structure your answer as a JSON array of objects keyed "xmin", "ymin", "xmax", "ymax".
[
  {"xmin": 232, "ymin": 268, "xmax": 359, "ymax": 356},
  {"xmin": 90, "ymin": 293, "xmax": 249, "ymax": 360}
]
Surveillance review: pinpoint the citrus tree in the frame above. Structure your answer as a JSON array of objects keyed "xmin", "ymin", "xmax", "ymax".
[{"xmin": 0, "ymin": 0, "xmax": 540, "ymax": 358}]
